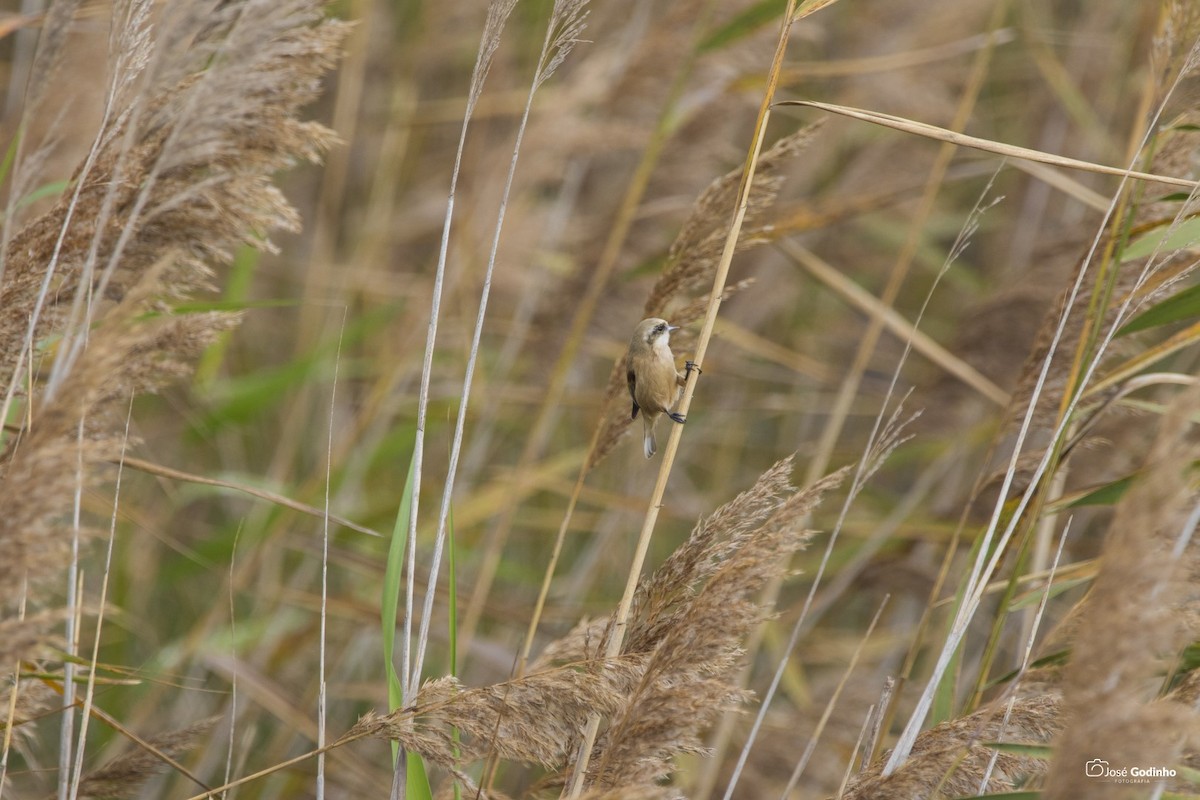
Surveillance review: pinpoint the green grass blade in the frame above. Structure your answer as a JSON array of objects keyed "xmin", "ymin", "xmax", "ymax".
[
  {"xmin": 1066, "ymin": 474, "xmax": 1134, "ymax": 508},
  {"xmin": 448, "ymin": 508, "xmax": 460, "ymax": 800},
  {"xmin": 448, "ymin": 507, "xmax": 457, "ymax": 677},
  {"xmin": 0, "ymin": 132, "xmax": 19, "ymax": 190},
  {"xmin": 405, "ymin": 753, "xmax": 433, "ymax": 800},
  {"xmin": 383, "ymin": 448, "xmax": 417, "ymax": 711},
  {"xmin": 1118, "ymin": 282, "xmax": 1200, "ymax": 336},
  {"xmin": 382, "ymin": 448, "xmax": 434, "ymax": 799},
  {"xmin": 1120, "ymin": 216, "xmax": 1200, "ymax": 263}
]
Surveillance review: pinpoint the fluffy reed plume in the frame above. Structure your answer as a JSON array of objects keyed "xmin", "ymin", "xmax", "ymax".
[
  {"xmin": 585, "ymin": 470, "xmax": 848, "ymax": 792},
  {"xmin": 0, "ymin": 0, "xmax": 344, "ymax": 663},
  {"xmin": 76, "ymin": 716, "xmax": 218, "ymax": 799},
  {"xmin": 1042, "ymin": 389, "xmax": 1200, "ymax": 799},
  {"xmin": 587, "ymin": 126, "xmax": 821, "ymax": 469},
  {"xmin": 642, "ymin": 124, "xmax": 822, "ymax": 318},
  {"xmin": 353, "ymin": 459, "xmax": 845, "ymax": 794},
  {"xmin": 351, "ymin": 660, "xmax": 645, "ymax": 770},
  {"xmin": 843, "ymin": 694, "xmax": 1064, "ymax": 799}
]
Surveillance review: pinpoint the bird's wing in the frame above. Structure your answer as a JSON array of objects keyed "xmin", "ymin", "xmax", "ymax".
[{"xmin": 627, "ymin": 366, "xmax": 640, "ymax": 419}]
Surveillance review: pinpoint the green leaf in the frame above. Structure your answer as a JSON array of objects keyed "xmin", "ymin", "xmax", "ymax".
[
  {"xmin": 381, "ymin": 449, "xmax": 434, "ymax": 800},
  {"xmin": 700, "ymin": 0, "xmax": 784, "ymax": 53},
  {"xmin": 982, "ymin": 742, "xmax": 1053, "ymax": 759},
  {"xmin": 1121, "ymin": 216, "xmax": 1200, "ymax": 262},
  {"xmin": 448, "ymin": 508, "xmax": 457, "ymax": 678},
  {"xmin": 171, "ymin": 298, "xmax": 299, "ymax": 314},
  {"xmin": 17, "ymin": 179, "xmax": 67, "ymax": 209},
  {"xmin": 0, "ymin": 134, "xmax": 18, "ymax": 189},
  {"xmin": 406, "ymin": 752, "xmax": 434, "ymax": 800},
  {"xmin": 383, "ymin": 448, "xmax": 417, "ymax": 713},
  {"xmin": 1066, "ymin": 474, "xmax": 1133, "ymax": 508},
  {"xmin": 985, "ymin": 648, "xmax": 1070, "ymax": 689},
  {"xmin": 1176, "ymin": 642, "xmax": 1200, "ymax": 673},
  {"xmin": 191, "ymin": 304, "xmax": 392, "ymax": 433},
  {"xmin": 1008, "ymin": 576, "xmax": 1091, "ymax": 610},
  {"xmin": 1173, "ymin": 764, "xmax": 1200, "ymax": 785},
  {"xmin": 1119, "ymin": 282, "xmax": 1200, "ymax": 336},
  {"xmin": 195, "ymin": 245, "xmax": 260, "ymax": 389}
]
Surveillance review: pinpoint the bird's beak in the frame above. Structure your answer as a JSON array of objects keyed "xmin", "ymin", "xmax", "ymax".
[{"xmin": 667, "ymin": 324, "xmax": 679, "ymax": 332}]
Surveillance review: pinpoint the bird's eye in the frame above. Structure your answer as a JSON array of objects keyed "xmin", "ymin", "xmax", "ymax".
[{"xmin": 655, "ymin": 324, "xmax": 665, "ymax": 333}]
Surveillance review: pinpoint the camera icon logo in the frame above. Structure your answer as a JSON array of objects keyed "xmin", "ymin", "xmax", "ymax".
[{"xmin": 1085, "ymin": 759, "xmax": 1109, "ymax": 778}]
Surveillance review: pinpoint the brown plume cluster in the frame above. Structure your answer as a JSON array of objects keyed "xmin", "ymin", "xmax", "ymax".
[
  {"xmin": 0, "ymin": 0, "xmax": 344, "ymax": 762},
  {"xmin": 353, "ymin": 458, "xmax": 845, "ymax": 796}
]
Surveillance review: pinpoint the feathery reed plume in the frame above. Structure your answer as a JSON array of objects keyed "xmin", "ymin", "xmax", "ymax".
[
  {"xmin": 0, "ymin": 0, "xmax": 344, "ymax": 669},
  {"xmin": 586, "ymin": 469, "xmax": 847, "ymax": 792},
  {"xmin": 1043, "ymin": 388, "xmax": 1200, "ymax": 799},
  {"xmin": 351, "ymin": 660, "xmax": 646, "ymax": 771},
  {"xmin": 587, "ymin": 126, "xmax": 821, "ymax": 470},
  {"xmin": 76, "ymin": 716, "xmax": 218, "ymax": 799},
  {"xmin": 0, "ymin": 609, "xmax": 61, "ymax": 666},
  {"xmin": 355, "ymin": 461, "xmax": 844, "ymax": 794},
  {"xmin": 842, "ymin": 694, "xmax": 1063, "ymax": 799},
  {"xmin": 643, "ymin": 125, "xmax": 822, "ymax": 319}
]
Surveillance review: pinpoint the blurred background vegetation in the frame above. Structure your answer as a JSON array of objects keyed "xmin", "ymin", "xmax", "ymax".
[{"xmin": 4, "ymin": 0, "xmax": 1200, "ymax": 797}]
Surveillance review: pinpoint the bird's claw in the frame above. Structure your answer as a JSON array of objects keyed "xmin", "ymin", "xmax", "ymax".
[
  {"xmin": 668, "ymin": 412, "xmax": 686, "ymax": 424},
  {"xmin": 685, "ymin": 360, "xmax": 702, "ymax": 377}
]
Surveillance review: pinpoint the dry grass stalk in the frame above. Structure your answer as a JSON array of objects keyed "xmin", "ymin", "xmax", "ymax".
[
  {"xmin": 587, "ymin": 127, "xmax": 821, "ymax": 470},
  {"xmin": 355, "ymin": 461, "xmax": 844, "ymax": 795},
  {"xmin": 0, "ymin": 0, "xmax": 345, "ymax": 705},
  {"xmin": 1043, "ymin": 389, "xmax": 1200, "ymax": 799}
]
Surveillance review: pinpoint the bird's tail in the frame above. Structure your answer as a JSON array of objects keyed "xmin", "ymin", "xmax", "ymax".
[{"xmin": 643, "ymin": 414, "xmax": 656, "ymax": 459}]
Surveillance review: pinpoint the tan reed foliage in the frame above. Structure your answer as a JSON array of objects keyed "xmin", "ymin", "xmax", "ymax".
[
  {"xmin": 0, "ymin": 0, "xmax": 345, "ymax": 685},
  {"xmin": 353, "ymin": 459, "xmax": 845, "ymax": 794},
  {"xmin": 587, "ymin": 125, "xmax": 822, "ymax": 470},
  {"xmin": 1043, "ymin": 388, "xmax": 1200, "ymax": 799}
]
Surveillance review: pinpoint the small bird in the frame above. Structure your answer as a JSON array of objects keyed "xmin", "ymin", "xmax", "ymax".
[{"xmin": 627, "ymin": 317, "xmax": 693, "ymax": 458}]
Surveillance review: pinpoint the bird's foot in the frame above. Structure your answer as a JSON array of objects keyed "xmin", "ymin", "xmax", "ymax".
[
  {"xmin": 668, "ymin": 411, "xmax": 686, "ymax": 424},
  {"xmin": 685, "ymin": 360, "xmax": 702, "ymax": 377}
]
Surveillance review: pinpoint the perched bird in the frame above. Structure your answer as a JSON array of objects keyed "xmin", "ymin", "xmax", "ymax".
[{"xmin": 627, "ymin": 317, "xmax": 693, "ymax": 458}]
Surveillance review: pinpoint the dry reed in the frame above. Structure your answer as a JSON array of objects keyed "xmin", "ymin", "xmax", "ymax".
[
  {"xmin": 0, "ymin": 0, "xmax": 345, "ymax": 791},
  {"xmin": 355, "ymin": 460, "xmax": 845, "ymax": 796}
]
